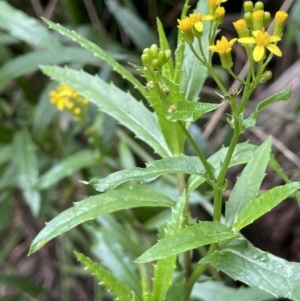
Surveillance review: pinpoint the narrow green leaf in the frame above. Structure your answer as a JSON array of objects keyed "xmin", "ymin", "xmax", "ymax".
[
  {"xmin": 75, "ymin": 252, "xmax": 140, "ymax": 301},
  {"xmin": 225, "ymin": 138, "xmax": 272, "ymax": 228},
  {"xmin": 191, "ymin": 280, "xmax": 272, "ymax": 301},
  {"xmin": 157, "ymin": 18, "xmax": 173, "ymax": 79},
  {"xmin": 37, "ymin": 150, "xmax": 100, "ymax": 190},
  {"xmin": 88, "ymin": 156, "xmax": 206, "ymax": 192},
  {"xmin": 105, "ymin": 0, "xmax": 156, "ymax": 50},
  {"xmin": 135, "ymin": 222, "xmax": 238, "ymax": 263},
  {"xmin": 256, "ymin": 89, "xmax": 292, "ymax": 114},
  {"xmin": 0, "ymin": 47, "xmax": 100, "ymax": 92},
  {"xmin": 89, "ymin": 225, "xmax": 142, "ymax": 299},
  {"xmin": 180, "ymin": 1, "xmax": 209, "ymax": 101},
  {"xmin": 152, "ymin": 193, "xmax": 186, "ymax": 301},
  {"xmin": 233, "ymin": 182, "xmax": 300, "ymax": 231},
  {"xmin": 29, "ymin": 189, "xmax": 174, "ymax": 254},
  {"xmin": 166, "ymin": 101, "xmax": 222, "ymax": 122},
  {"xmin": 0, "ymin": 2, "xmax": 61, "ymax": 51},
  {"xmin": 43, "ymin": 19, "xmax": 146, "ymax": 97},
  {"xmin": 41, "ymin": 65, "xmax": 171, "ymax": 157},
  {"xmin": 90, "ymin": 142, "xmax": 259, "ymax": 193},
  {"xmin": 13, "ymin": 130, "xmax": 40, "ymax": 216},
  {"xmin": 204, "ymin": 239, "xmax": 300, "ymax": 301}
]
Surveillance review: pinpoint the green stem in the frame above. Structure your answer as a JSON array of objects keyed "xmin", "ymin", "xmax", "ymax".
[
  {"xmin": 177, "ymin": 121, "xmax": 215, "ymax": 182},
  {"xmin": 226, "ymin": 68, "xmax": 248, "ymax": 85}
]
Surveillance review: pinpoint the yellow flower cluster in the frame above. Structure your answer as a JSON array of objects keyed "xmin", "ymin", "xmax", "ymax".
[
  {"xmin": 49, "ymin": 84, "xmax": 89, "ymax": 116},
  {"xmin": 177, "ymin": 0, "xmax": 289, "ymax": 66}
]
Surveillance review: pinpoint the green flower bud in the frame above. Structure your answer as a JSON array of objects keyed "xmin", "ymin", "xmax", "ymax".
[
  {"xmin": 244, "ymin": 1, "xmax": 253, "ymax": 13},
  {"xmin": 164, "ymin": 49, "xmax": 171, "ymax": 62},
  {"xmin": 259, "ymin": 71, "xmax": 272, "ymax": 83},
  {"xmin": 244, "ymin": 12, "xmax": 253, "ymax": 29},
  {"xmin": 252, "ymin": 10, "xmax": 264, "ymax": 30},
  {"xmin": 263, "ymin": 11, "xmax": 271, "ymax": 27},
  {"xmin": 141, "ymin": 53, "xmax": 152, "ymax": 66},
  {"xmin": 157, "ymin": 50, "xmax": 166, "ymax": 65},
  {"xmin": 150, "ymin": 44, "xmax": 159, "ymax": 58},
  {"xmin": 254, "ymin": 1, "xmax": 264, "ymax": 11}
]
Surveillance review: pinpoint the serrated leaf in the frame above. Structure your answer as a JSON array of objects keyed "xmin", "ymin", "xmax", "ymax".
[
  {"xmin": 225, "ymin": 138, "xmax": 272, "ymax": 228},
  {"xmin": 43, "ymin": 19, "xmax": 146, "ymax": 97},
  {"xmin": 180, "ymin": 1, "xmax": 209, "ymax": 101},
  {"xmin": 41, "ymin": 65, "xmax": 171, "ymax": 157},
  {"xmin": 36, "ymin": 150, "xmax": 100, "ymax": 190},
  {"xmin": 105, "ymin": 0, "xmax": 156, "ymax": 50},
  {"xmin": 152, "ymin": 193, "xmax": 186, "ymax": 301},
  {"xmin": 191, "ymin": 280, "xmax": 272, "ymax": 301},
  {"xmin": 166, "ymin": 101, "xmax": 222, "ymax": 122},
  {"xmin": 157, "ymin": 18, "xmax": 173, "ymax": 79},
  {"xmin": 89, "ymin": 225, "xmax": 142, "ymax": 299},
  {"xmin": 233, "ymin": 182, "xmax": 300, "ymax": 231},
  {"xmin": 88, "ymin": 156, "xmax": 207, "ymax": 192},
  {"xmin": 29, "ymin": 189, "xmax": 174, "ymax": 254},
  {"xmin": 204, "ymin": 239, "xmax": 300, "ymax": 301},
  {"xmin": 0, "ymin": 47, "xmax": 100, "ymax": 92},
  {"xmin": 0, "ymin": 2, "xmax": 61, "ymax": 52},
  {"xmin": 75, "ymin": 252, "xmax": 140, "ymax": 301},
  {"xmin": 13, "ymin": 130, "xmax": 40, "ymax": 216},
  {"xmin": 89, "ymin": 142, "xmax": 259, "ymax": 193},
  {"xmin": 135, "ymin": 222, "xmax": 238, "ymax": 263}
]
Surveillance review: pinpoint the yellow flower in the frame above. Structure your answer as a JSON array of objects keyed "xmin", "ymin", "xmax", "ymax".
[
  {"xmin": 208, "ymin": 36, "xmax": 237, "ymax": 68},
  {"xmin": 233, "ymin": 19, "xmax": 249, "ymax": 38},
  {"xmin": 273, "ymin": 11, "xmax": 288, "ymax": 37},
  {"xmin": 275, "ymin": 10, "xmax": 288, "ymax": 24},
  {"xmin": 238, "ymin": 28, "xmax": 281, "ymax": 62},
  {"xmin": 177, "ymin": 17, "xmax": 193, "ymax": 32},
  {"xmin": 177, "ymin": 13, "xmax": 204, "ymax": 43},
  {"xmin": 49, "ymin": 84, "xmax": 89, "ymax": 116},
  {"xmin": 208, "ymin": 36, "xmax": 237, "ymax": 54}
]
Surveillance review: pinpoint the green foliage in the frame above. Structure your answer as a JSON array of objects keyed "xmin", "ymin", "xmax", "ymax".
[
  {"xmin": 0, "ymin": 0, "xmax": 298, "ymax": 300},
  {"xmin": 75, "ymin": 252, "xmax": 141, "ymax": 301},
  {"xmin": 203, "ymin": 239, "xmax": 300, "ymax": 301}
]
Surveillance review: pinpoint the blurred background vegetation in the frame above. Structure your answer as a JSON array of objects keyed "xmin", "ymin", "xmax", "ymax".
[{"xmin": 0, "ymin": 0, "xmax": 300, "ymax": 300}]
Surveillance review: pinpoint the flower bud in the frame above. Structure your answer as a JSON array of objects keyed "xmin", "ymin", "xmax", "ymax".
[
  {"xmin": 233, "ymin": 19, "xmax": 249, "ymax": 38},
  {"xmin": 220, "ymin": 52, "xmax": 234, "ymax": 69},
  {"xmin": 244, "ymin": 12, "xmax": 253, "ymax": 29},
  {"xmin": 259, "ymin": 71, "xmax": 272, "ymax": 83},
  {"xmin": 263, "ymin": 11, "xmax": 271, "ymax": 27},
  {"xmin": 157, "ymin": 50, "xmax": 166, "ymax": 65},
  {"xmin": 164, "ymin": 49, "xmax": 171, "ymax": 62},
  {"xmin": 150, "ymin": 44, "xmax": 159, "ymax": 58},
  {"xmin": 254, "ymin": 1, "xmax": 264, "ymax": 11},
  {"xmin": 252, "ymin": 10, "xmax": 264, "ymax": 30},
  {"xmin": 141, "ymin": 53, "xmax": 152, "ymax": 66},
  {"xmin": 273, "ymin": 11, "xmax": 288, "ymax": 37},
  {"xmin": 244, "ymin": 1, "xmax": 253, "ymax": 13},
  {"xmin": 215, "ymin": 7, "xmax": 225, "ymax": 24}
]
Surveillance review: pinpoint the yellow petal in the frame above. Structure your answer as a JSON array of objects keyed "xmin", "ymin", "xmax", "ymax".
[
  {"xmin": 238, "ymin": 37, "xmax": 256, "ymax": 44},
  {"xmin": 252, "ymin": 30, "xmax": 260, "ymax": 38},
  {"xmin": 203, "ymin": 14, "xmax": 215, "ymax": 20},
  {"xmin": 194, "ymin": 21, "xmax": 203, "ymax": 32},
  {"xmin": 253, "ymin": 45, "xmax": 265, "ymax": 62},
  {"xmin": 266, "ymin": 44, "xmax": 282, "ymax": 57},
  {"xmin": 229, "ymin": 38, "xmax": 238, "ymax": 46},
  {"xmin": 269, "ymin": 35, "xmax": 281, "ymax": 43},
  {"xmin": 208, "ymin": 45, "xmax": 218, "ymax": 52}
]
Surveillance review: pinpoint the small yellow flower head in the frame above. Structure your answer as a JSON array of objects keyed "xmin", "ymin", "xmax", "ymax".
[
  {"xmin": 208, "ymin": 36, "xmax": 237, "ymax": 68},
  {"xmin": 215, "ymin": 7, "xmax": 225, "ymax": 23},
  {"xmin": 238, "ymin": 28, "xmax": 282, "ymax": 62},
  {"xmin": 273, "ymin": 11, "xmax": 288, "ymax": 37},
  {"xmin": 233, "ymin": 19, "xmax": 249, "ymax": 38},
  {"xmin": 177, "ymin": 13, "xmax": 204, "ymax": 43},
  {"xmin": 252, "ymin": 10, "xmax": 264, "ymax": 30},
  {"xmin": 208, "ymin": 0, "xmax": 227, "ymax": 15},
  {"xmin": 49, "ymin": 84, "xmax": 89, "ymax": 117}
]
